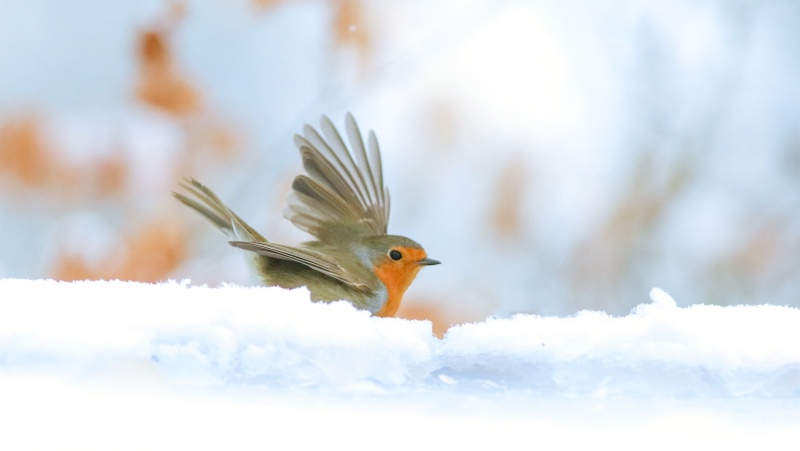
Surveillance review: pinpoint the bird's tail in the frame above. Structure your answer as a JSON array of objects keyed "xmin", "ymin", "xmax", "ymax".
[{"xmin": 173, "ymin": 178, "xmax": 266, "ymax": 243}]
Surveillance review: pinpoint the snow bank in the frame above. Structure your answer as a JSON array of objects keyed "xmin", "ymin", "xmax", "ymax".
[
  {"xmin": 0, "ymin": 279, "xmax": 434, "ymax": 389},
  {"xmin": 440, "ymin": 288, "xmax": 800, "ymax": 397},
  {"xmin": 3, "ymin": 280, "xmax": 798, "ymax": 397},
  {"xmin": 2, "ymin": 279, "xmax": 800, "ymax": 448}
]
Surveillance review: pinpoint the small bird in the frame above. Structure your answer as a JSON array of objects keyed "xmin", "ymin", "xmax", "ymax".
[{"xmin": 174, "ymin": 113, "xmax": 439, "ymax": 317}]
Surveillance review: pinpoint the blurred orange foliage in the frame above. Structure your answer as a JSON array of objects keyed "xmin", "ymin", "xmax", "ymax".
[
  {"xmin": 0, "ymin": 114, "xmax": 53, "ymax": 187},
  {"xmin": 0, "ymin": 114, "xmax": 128, "ymax": 199},
  {"xmin": 185, "ymin": 117, "xmax": 242, "ymax": 162},
  {"xmin": 42, "ymin": 2, "xmax": 244, "ymax": 284},
  {"xmin": 253, "ymin": 0, "xmax": 373, "ymax": 68},
  {"xmin": 135, "ymin": 11, "xmax": 201, "ymax": 117},
  {"xmin": 491, "ymin": 156, "xmax": 530, "ymax": 242},
  {"xmin": 252, "ymin": 0, "xmax": 286, "ymax": 12},
  {"xmin": 333, "ymin": 0, "xmax": 372, "ymax": 68},
  {"xmin": 52, "ymin": 221, "xmax": 188, "ymax": 283},
  {"xmin": 397, "ymin": 294, "xmax": 489, "ymax": 338},
  {"xmin": 397, "ymin": 300, "xmax": 454, "ymax": 338}
]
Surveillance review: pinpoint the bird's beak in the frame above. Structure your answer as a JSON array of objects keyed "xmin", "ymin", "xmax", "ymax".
[{"xmin": 417, "ymin": 258, "xmax": 441, "ymax": 266}]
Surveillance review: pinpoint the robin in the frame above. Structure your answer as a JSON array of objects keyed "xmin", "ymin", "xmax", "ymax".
[{"xmin": 174, "ymin": 113, "xmax": 439, "ymax": 317}]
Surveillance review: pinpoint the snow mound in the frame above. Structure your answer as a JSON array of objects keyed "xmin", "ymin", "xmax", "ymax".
[
  {"xmin": 440, "ymin": 287, "xmax": 800, "ymax": 397},
  {"xmin": 4, "ymin": 280, "xmax": 800, "ymax": 448},
  {"xmin": 2, "ymin": 280, "xmax": 799, "ymax": 398}
]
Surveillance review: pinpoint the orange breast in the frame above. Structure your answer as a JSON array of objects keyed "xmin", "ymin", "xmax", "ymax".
[{"xmin": 373, "ymin": 247, "xmax": 427, "ymax": 317}]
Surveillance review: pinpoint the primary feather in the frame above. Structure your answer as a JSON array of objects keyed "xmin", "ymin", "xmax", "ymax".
[{"xmin": 284, "ymin": 113, "xmax": 390, "ymax": 240}]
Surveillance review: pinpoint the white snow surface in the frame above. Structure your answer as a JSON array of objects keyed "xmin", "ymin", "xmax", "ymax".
[{"xmin": 2, "ymin": 279, "xmax": 800, "ymax": 449}]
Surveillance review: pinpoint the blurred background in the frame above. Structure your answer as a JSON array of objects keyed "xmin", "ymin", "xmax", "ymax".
[{"xmin": 0, "ymin": 0, "xmax": 798, "ymax": 335}]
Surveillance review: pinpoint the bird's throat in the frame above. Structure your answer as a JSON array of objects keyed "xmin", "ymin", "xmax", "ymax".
[{"xmin": 373, "ymin": 263, "xmax": 422, "ymax": 317}]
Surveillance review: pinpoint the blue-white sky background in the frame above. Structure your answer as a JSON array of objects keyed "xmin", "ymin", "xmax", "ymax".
[{"xmin": 0, "ymin": 0, "xmax": 798, "ymax": 326}]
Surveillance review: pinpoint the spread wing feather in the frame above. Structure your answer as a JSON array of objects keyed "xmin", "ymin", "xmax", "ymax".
[
  {"xmin": 345, "ymin": 117, "xmax": 379, "ymax": 209},
  {"xmin": 284, "ymin": 113, "xmax": 389, "ymax": 239},
  {"xmin": 319, "ymin": 116, "xmax": 373, "ymax": 208},
  {"xmin": 367, "ymin": 130, "xmax": 391, "ymax": 225}
]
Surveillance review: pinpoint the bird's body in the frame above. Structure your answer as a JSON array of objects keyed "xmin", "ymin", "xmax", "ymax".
[{"xmin": 174, "ymin": 113, "xmax": 438, "ymax": 317}]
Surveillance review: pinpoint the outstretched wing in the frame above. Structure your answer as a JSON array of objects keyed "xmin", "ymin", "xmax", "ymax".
[
  {"xmin": 284, "ymin": 113, "xmax": 390, "ymax": 241},
  {"xmin": 228, "ymin": 240, "xmax": 376, "ymax": 292}
]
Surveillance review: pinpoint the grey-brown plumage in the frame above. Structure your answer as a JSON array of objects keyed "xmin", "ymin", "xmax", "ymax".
[{"xmin": 174, "ymin": 113, "xmax": 438, "ymax": 316}]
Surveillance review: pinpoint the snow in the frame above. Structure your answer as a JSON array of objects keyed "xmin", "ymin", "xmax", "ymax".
[{"xmin": 2, "ymin": 279, "xmax": 800, "ymax": 449}]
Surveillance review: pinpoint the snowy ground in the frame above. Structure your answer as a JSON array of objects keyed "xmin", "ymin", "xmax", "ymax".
[{"xmin": 2, "ymin": 279, "xmax": 800, "ymax": 449}]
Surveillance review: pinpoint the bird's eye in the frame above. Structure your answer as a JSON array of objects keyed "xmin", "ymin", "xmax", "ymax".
[{"xmin": 389, "ymin": 250, "xmax": 402, "ymax": 261}]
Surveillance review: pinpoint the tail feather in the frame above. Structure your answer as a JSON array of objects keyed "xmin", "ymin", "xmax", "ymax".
[{"xmin": 173, "ymin": 178, "xmax": 265, "ymax": 243}]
